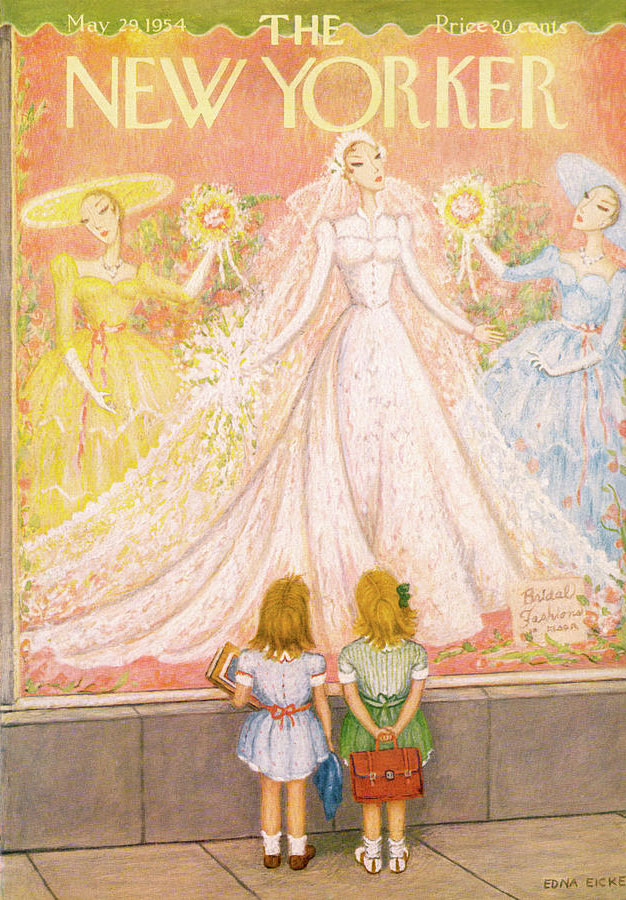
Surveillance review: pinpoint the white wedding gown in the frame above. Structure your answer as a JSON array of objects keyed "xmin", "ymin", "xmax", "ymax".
[{"xmin": 25, "ymin": 207, "xmax": 615, "ymax": 665}]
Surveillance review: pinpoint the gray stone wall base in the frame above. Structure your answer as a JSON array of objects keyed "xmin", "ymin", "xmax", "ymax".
[{"xmin": 2, "ymin": 682, "xmax": 625, "ymax": 852}]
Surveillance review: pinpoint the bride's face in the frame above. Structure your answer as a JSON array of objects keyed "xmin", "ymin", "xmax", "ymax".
[
  {"xmin": 80, "ymin": 192, "xmax": 122, "ymax": 246},
  {"xmin": 344, "ymin": 141, "xmax": 385, "ymax": 193},
  {"xmin": 573, "ymin": 185, "xmax": 620, "ymax": 233}
]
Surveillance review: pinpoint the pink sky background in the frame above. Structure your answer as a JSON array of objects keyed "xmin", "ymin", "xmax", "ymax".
[
  {"xmin": 14, "ymin": 23, "xmax": 626, "ymax": 692},
  {"xmin": 17, "ymin": 23, "xmax": 626, "ymax": 290}
]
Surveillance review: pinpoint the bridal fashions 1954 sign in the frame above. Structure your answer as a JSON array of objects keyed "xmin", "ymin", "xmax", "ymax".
[{"xmin": 7, "ymin": 9, "xmax": 626, "ymax": 696}]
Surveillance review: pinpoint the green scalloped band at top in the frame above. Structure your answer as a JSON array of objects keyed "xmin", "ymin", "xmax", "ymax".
[{"xmin": 1, "ymin": 0, "xmax": 624, "ymax": 35}]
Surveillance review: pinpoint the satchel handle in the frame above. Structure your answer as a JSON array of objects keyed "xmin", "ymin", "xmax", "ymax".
[{"xmin": 375, "ymin": 734, "xmax": 398, "ymax": 750}]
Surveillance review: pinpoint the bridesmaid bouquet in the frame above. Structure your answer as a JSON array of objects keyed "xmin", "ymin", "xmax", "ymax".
[
  {"xmin": 434, "ymin": 174, "xmax": 497, "ymax": 300},
  {"xmin": 180, "ymin": 183, "xmax": 251, "ymax": 292}
]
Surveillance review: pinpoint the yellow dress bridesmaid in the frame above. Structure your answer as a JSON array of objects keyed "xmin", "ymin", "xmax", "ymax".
[{"xmin": 19, "ymin": 175, "xmax": 214, "ymax": 533}]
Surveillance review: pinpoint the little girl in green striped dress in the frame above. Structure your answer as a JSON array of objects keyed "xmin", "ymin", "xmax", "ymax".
[{"xmin": 338, "ymin": 569, "xmax": 433, "ymax": 874}]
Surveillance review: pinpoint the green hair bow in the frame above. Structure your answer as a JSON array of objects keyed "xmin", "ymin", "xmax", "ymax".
[{"xmin": 396, "ymin": 583, "xmax": 411, "ymax": 608}]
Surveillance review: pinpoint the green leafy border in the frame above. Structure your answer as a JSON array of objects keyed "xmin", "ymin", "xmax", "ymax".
[
  {"xmin": 435, "ymin": 623, "xmax": 626, "ymax": 669},
  {"xmin": 2, "ymin": 0, "xmax": 624, "ymax": 36}
]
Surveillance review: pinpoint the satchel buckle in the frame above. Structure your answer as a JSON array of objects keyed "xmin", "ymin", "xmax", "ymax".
[
  {"xmin": 369, "ymin": 772, "xmax": 377, "ymax": 784},
  {"xmin": 385, "ymin": 770, "xmax": 395, "ymax": 781},
  {"xmin": 404, "ymin": 769, "xmax": 412, "ymax": 778}
]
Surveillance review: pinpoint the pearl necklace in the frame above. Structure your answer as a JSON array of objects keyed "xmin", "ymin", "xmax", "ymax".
[
  {"xmin": 102, "ymin": 258, "xmax": 124, "ymax": 276},
  {"xmin": 579, "ymin": 247, "xmax": 605, "ymax": 267}
]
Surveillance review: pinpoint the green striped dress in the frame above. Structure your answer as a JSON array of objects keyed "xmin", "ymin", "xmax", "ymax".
[{"xmin": 338, "ymin": 637, "xmax": 433, "ymax": 763}]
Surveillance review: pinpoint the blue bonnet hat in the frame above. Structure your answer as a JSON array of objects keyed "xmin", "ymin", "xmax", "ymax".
[{"xmin": 556, "ymin": 153, "xmax": 626, "ymax": 250}]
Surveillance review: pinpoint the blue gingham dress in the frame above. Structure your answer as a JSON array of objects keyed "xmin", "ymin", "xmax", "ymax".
[{"xmin": 236, "ymin": 649, "xmax": 330, "ymax": 781}]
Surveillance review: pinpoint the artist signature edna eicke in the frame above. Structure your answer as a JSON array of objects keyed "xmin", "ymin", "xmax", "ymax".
[{"xmin": 543, "ymin": 875, "xmax": 626, "ymax": 890}]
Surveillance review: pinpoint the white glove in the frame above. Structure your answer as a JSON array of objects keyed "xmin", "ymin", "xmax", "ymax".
[
  {"xmin": 473, "ymin": 236, "xmax": 507, "ymax": 278},
  {"xmin": 528, "ymin": 350, "xmax": 602, "ymax": 376},
  {"xmin": 64, "ymin": 348, "xmax": 117, "ymax": 413},
  {"xmin": 184, "ymin": 246, "xmax": 215, "ymax": 297}
]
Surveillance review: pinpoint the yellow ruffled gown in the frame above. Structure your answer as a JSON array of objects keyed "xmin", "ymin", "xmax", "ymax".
[{"xmin": 19, "ymin": 253, "xmax": 194, "ymax": 533}]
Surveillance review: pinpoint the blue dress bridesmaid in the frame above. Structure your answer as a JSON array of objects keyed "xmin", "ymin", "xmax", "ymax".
[{"xmin": 477, "ymin": 154, "xmax": 626, "ymax": 560}]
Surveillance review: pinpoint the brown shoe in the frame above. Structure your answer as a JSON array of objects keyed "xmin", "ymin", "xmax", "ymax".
[
  {"xmin": 288, "ymin": 844, "xmax": 316, "ymax": 870},
  {"xmin": 263, "ymin": 853, "xmax": 281, "ymax": 869}
]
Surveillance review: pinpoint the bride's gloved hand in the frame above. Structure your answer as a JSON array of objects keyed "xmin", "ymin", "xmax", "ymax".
[{"xmin": 472, "ymin": 323, "xmax": 504, "ymax": 346}]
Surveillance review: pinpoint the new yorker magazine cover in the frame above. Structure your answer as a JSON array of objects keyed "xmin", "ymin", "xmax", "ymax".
[{"xmin": 1, "ymin": 0, "xmax": 625, "ymax": 703}]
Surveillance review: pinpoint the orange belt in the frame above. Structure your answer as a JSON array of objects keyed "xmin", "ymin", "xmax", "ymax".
[{"xmin": 260, "ymin": 702, "xmax": 312, "ymax": 729}]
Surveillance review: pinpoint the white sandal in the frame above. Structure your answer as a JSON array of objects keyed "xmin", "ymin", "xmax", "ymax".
[
  {"xmin": 355, "ymin": 837, "xmax": 382, "ymax": 874},
  {"xmin": 388, "ymin": 837, "xmax": 409, "ymax": 873}
]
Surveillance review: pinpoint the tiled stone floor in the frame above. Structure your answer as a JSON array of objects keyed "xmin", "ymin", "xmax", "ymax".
[{"xmin": 2, "ymin": 814, "xmax": 625, "ymax": 899}]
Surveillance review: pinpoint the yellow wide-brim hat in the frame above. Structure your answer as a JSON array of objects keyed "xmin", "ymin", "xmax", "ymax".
[{"xmin": 21, "ymin": 174, "xmax": 175, "ymax": 229}]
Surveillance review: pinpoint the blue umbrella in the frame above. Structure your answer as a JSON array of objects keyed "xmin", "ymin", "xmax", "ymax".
[{"xmin": 314, "ymin": 751, "xmax": 343, "ymax": 820}]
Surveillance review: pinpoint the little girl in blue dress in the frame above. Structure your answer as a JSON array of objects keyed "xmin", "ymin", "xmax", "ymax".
[
  {"xmin": 339, "ymin": 569, "xmax": 433, "ymax": 875},
  {"xmin": 233, "ymin": 575, "xmax": 333, "ymax": 870}
]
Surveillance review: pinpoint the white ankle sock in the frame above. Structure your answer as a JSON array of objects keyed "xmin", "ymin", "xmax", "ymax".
[
  {"xmin": 363, "ymin": 835, "xmax": 382, "ymax": 858},
  {"xmin": 288, "ymin": 833, "xmax": 308, "ymax": 856},
  {"xmin": 261, "ymin": 830, "xmax": 281, "ymax": 855},
  {"xmin": 388, "ymin": 836, "xmax": 407, "ymax": 858}
]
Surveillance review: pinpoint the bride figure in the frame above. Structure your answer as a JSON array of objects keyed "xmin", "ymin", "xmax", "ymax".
[{"xmin": 22, "ymin": 133, "xmax": 616, "ymax": 668}]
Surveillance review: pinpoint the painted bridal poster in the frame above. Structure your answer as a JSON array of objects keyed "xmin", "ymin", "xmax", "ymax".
[{"xmin": 3, "ymin": 0, "xmax": 625, "ymax": 701}]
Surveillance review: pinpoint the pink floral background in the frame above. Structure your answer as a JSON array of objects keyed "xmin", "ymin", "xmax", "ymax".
[{"xmin": 14, "ymin": 23, "xmax": 626, "ymax": 694}]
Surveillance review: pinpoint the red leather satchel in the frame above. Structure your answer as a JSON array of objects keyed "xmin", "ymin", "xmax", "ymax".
[{"xmin": 349, "ymin": 736, "xmax": 423, "ymax": 803}]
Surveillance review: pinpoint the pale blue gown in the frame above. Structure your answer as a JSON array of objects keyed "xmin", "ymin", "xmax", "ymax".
[{"xmin": 483, "ymin": 246, "xmax": 626, "ymax": 559}]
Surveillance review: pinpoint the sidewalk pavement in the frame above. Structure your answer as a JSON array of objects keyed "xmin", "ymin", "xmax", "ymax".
[{"xmin": 2, "ymin": 813, "xmax": 625, "ymax": 899}]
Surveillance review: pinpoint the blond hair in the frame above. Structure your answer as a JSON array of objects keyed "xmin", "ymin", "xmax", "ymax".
[
  {"xmin": 353, "ymin": 569, "xmax": 417, "ymax": 650},
  {"xmin": 342, "ymin": 138, "xmax": 381, "ymax": 179},
  {"xmin": 249, "ymin": 575, "xmax": 314, "ymax": 659}
]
